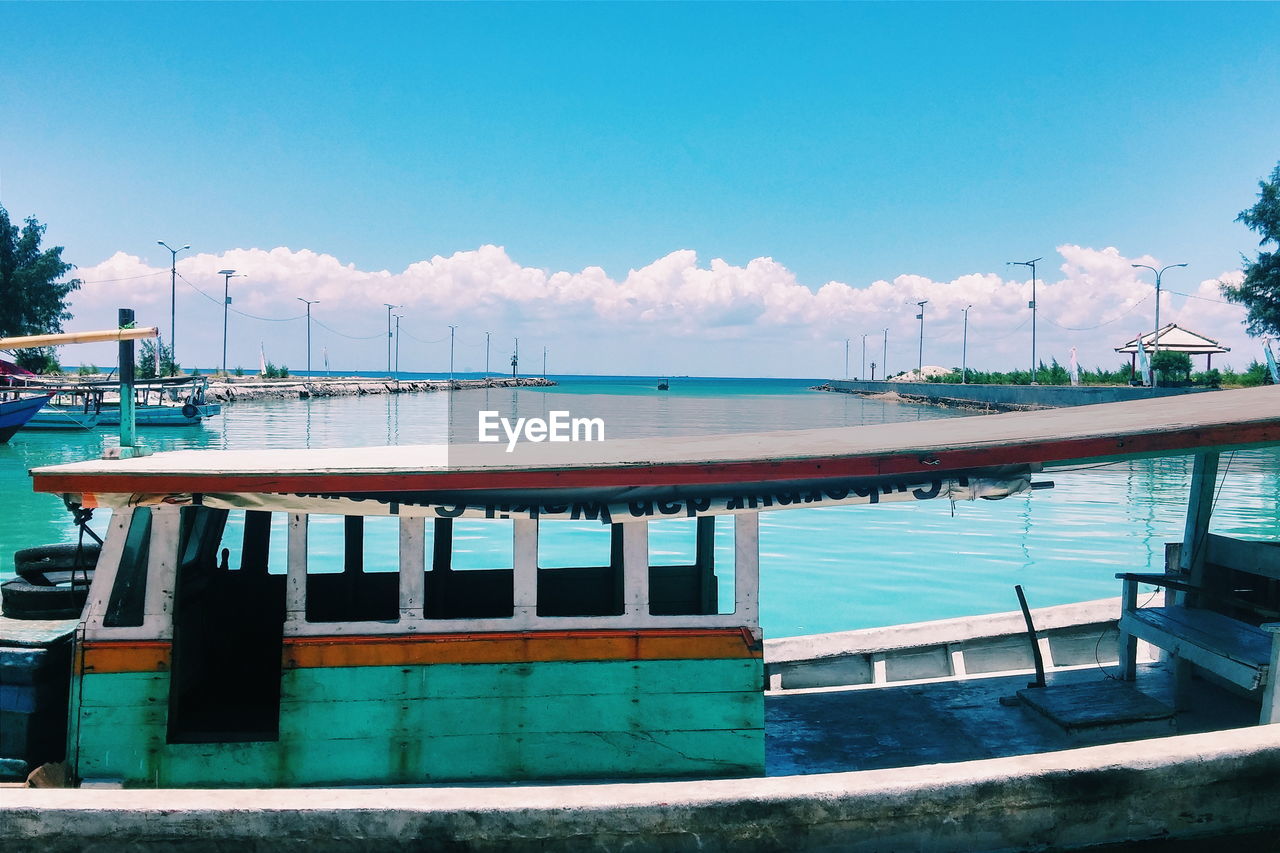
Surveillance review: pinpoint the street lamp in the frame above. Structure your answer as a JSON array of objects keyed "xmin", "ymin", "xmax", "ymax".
[
  {"xmin": 448, "ymin": 325, "xmax": 458, "ymax": 384},
  {"xmin": 217, "ymin": 269, "xmax": 243, "ymax": 375},
  {"xmin": 1007, "ymin": 258, "xmax": 1042, "ymax": 383},
  {"xmin": 915, "ymin": 301, "xmax": 928, "ymax": 378},
  {"xmin": 158, "ymin": 240, "xmax": 190, "ymax": 370},
  {"xmin": 1131, "ymin": 262, "xmax": 1187, "ymax": 387},
  {"xmin": 861, "ymin": 334, "xmax": 867, "ymax": 381},
  {"xmin": 383, "ymin": 304, "xmax": 400, "ymax": 376},
  {"xmin": 882, "ymin": 328, "xmax": 888, "ymax": 380},
  {"xmin": 296, "ymin": 297, "xmax": 319, "ymax": 375},
  {"xmin": 844, "ymin": 338, "xmax": 850, "ymax": 379},
  {"xmin": 961, "ymin": 304, "xmax": 973, "ymax": 384},
  {"xmin": 484, "ymin": 331, "xmax": 491, "ymax": 378},
  {"xmin": 542, "ymin": 346, "xmax": 548, "ymax": 379}
]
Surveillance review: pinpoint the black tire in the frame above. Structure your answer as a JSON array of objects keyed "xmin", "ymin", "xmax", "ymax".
[
  {"xmin": 181, "ymin": 403, "xmax": 199, "ymax": 419},
  {"xmin": 15, "ymin": 543, "xmax": 100, "ymax": 581},
  {"xmin": 1, "ymin": 577, "xmax": 89, "ymax": 620}
]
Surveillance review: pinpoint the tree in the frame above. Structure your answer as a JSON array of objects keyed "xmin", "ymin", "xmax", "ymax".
[
  {"xmin": 137, "ymin": 339, "xmax": 178, "ymax": 379},
  {"xmin": 0, "ymin": 205, "xmax": 81, "ymax": 372},
  {"xmin": 1151, "ymin": 350, "xmax": 1192, "ymax": 383},
  {"xmin": 1222, "ymin": 162, "xmax": 1280, "ymax": 335}
]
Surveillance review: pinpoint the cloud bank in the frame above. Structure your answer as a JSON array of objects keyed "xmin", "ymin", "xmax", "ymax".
[{"xmin": 60, "ymin": 244, "xmax": 1253, "ymax": 377}]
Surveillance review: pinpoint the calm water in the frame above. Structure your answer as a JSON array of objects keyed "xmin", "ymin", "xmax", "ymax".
[{"xmin": 2, "ymin": 375, "xmax": 1278, "ymax": 638}]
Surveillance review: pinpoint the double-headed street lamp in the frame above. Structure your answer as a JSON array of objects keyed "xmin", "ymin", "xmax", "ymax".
[
  {"xmin": 297, "ymin": 297, "xmax": 320, "ymax": 375},
  {"xmin": 1006, "ymin": 258, "xmax": 1042, "ymax": 384},
  {"xmin": 915, "ymin": 300, "xmax": 928, "ymax": 377},
  {"xmin": 1131, "ymin": 262, "xmax": 1187, "ymax": 387},
  {"xmin": 217, "ymin": 269, "xmax": 244, "ymax": 375},
  {"xmin": 158, "ymin": 240, "xmax": 190, "ymax": 367}
]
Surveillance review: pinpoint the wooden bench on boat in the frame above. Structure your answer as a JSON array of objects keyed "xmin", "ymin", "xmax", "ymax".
[{"xmin": 1118, "ymin": 531, "xmax": 1280, "ymax": 724}]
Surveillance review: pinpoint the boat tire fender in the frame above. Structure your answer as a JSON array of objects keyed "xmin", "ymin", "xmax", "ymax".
[
  {"xmin": 1, "ymin": 577, "xmax": 89, "ymax": 620},
  {"xmin": 181, "ymin": 402, "xmax": 199, "ymax": 419},
  {"xmin": 14, "ymin": 543, "xmax": 101, "ymax": 581}
]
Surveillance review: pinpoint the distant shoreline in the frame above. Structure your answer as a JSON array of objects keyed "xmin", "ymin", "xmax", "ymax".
[{"xmin": 202, "ymin": 375, "xmax": 555, "ymax": 403}]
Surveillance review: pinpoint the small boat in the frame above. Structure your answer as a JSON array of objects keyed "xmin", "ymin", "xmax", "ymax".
[
  {"xmin": 5, "ymin": 388, "xmax": 1280, "ymax": 851},
  {"xmin": 0, "ymin": 393, "xmax": 51, "ymax": 442},
  {"xmin": 657, "ymin": 377, "xmax": 669, "ymax": 390},
  {"xmin": 19, "ymin": 376, "xmax": 220, "ymax": 429}
]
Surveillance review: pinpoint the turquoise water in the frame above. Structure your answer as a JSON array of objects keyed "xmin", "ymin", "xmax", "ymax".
[{"xmin": 2, "ymin": 376, "xmax": 1278, "ymax": 638}]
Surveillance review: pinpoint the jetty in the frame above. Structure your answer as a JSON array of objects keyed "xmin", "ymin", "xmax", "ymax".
[
  {"xmin": 174, "ymin": 375, "xmax": 550, "ymax": 403},
  {"xmin": 817, "ymin": 379, "xmax": 1209, "ymax": 411}
]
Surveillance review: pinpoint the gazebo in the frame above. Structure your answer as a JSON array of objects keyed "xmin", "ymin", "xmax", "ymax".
[{"xmin": 1115, "ymin": 324, "xmax": 1230, "ymax": 378}]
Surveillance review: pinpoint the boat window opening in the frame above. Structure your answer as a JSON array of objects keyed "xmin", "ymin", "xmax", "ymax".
[
  {"xmin": 536, "ymin": 522, "xmax": 623, "ymax": 617},
  {"xmin": 425, "ymin": 518, "xmax": 514, "ymax": 620},
  {"xmin": 304, "ymin": 514, "xmax": 400, "ymax": 623},
  {"xmin": 168, "ymin": 507, "xmax": 283, "ymax": 744},
  {"xmin": 649, "ymin": 517, "xmax": 722, "ymax": 617},
  {"xmin": 102, "ymin": 507, "xmax": 152, "ymax": 628}
]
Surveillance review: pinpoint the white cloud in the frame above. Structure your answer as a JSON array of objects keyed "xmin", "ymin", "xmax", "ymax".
[{"xmin": 59, "ymin": 243, "xmax": 1256, "ymax": 377}]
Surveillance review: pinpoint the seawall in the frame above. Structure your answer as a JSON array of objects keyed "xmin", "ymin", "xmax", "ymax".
[
  {"xmin": 203, "ymin": 376, "xmax": 555, "ymax": 403},
  {"xmin": 817, "ymin": 380, "xmax": 1210, "ymax": 411}
]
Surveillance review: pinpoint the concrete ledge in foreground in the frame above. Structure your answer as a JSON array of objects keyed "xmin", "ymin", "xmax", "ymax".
[{"xmin": 3, "ymin": 725, "xmax": 1279, "ymax": 852}]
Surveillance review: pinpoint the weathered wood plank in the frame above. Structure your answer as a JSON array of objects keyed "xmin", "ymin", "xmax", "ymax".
[
  {"xmin": 78, "ymin": 671, "xmax": 170, "ymax": 708},
  {"xmin": 1206, "ymin": 533, "xmax": 1280, "ymax": 580}
]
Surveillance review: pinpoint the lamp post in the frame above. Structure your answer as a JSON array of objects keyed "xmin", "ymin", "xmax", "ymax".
[
  {"xmin": 962, "ymin": 304, "xmax": 973, "ymax": 384},
  {"xmin": 383, "ymin": 304, "xmax": 399, "ymax": 376},
  {"xmin": 216, "ymin": 269, "xmax": 243, "ymax": 375},
  {"xmin": 915, "ymin": 301, "xmax": 928, "ymax": 378},
  {"xmin": 1131, "ymin": 262, "xmax": 1187, "ymax": 387},
  {"xmin": 542, "ymin": 346, "xmax": 548, "ymax": 379},
  {"xmin": 448, "ymin": 325, "xmax": 458, "ymax": 383},
  {"xmin": 511, "ymin": 337, "xmax": 519, "ymax": 378},
  {"xmin": 861, "ymin": 334, "xmax": 867, "ymax": 381},
  {"xmin": 484, "ymin": 331, "xmax": 491, "ymax": 378},
  {"xmin": 1006, "ymin": 258, "xmax": 1042, "ymax": 384},
  {"xmin": 843, "ymin": 338, "xmax": 850, "ymax": 379},
  {"xmin": 296, "ymin": 297, "xmax": 319, "ymax": 375},
  {"xmin": 157, "ymin": 240, "xmax": 190, "ymax": 371},
  {"xmin": 394, "ymin": 315, "xmax": 403, "ymax": 379}
]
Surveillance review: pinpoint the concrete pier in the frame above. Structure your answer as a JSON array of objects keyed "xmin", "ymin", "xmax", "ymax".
[
  {"xmin": 818, "ymin": 380, "xmax": 1210, "ymax": 411},
  {"xmin": 204, "ymin": 376, "xmax": 554, "ymax": 403}
]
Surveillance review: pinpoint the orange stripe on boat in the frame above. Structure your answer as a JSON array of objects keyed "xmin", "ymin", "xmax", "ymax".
[
  {"xmin": 78, "ymin": 640, "xmax": 172, "ymax": 674},
  {"xmin": 282, "ymin": 628, "xmax": 762, "ymax": 669}
]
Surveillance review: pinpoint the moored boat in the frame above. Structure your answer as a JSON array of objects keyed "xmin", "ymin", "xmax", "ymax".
[
  {"xmin": 0, "ymin": 394, "xmax": 51, "ymax": 443},
  {"xmin": 3, "ymin": 387, "xmax": 1280, "ymax": 850}
]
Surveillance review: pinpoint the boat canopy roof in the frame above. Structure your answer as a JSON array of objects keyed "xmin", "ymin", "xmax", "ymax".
[{"xmin": 29, "ymin": 387, "xmax": 1280, "ymax": 504}]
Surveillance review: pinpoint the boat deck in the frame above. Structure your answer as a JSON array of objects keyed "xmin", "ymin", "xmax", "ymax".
[{"xmin": 766, "ymin": 661, "xmax": 1257, "ymax": 776}]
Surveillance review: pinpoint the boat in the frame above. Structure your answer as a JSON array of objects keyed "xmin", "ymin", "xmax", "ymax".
[
  {"xmin": 657, "ymin": 377, "xmax": 669, "ymax": 390},
  {"xmin": 0, "ymin": 394, "xmax": 51, "ymax": 443},
  {"xmin": 4, "ymin": 387, "xmax": 1280, "ymax": 851},
  {"xmin": 16, "ymin": 376, "xmax": 220, "ymax": 429}
]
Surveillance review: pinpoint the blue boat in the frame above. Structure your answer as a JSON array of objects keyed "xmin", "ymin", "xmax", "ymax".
[{"xmin": 0, "ymin": 394, "xmax": 51, "ymax": 443}]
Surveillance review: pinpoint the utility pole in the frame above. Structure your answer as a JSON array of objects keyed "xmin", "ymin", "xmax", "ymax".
[
  {"xmin": 1131, "ymin": 262, "xmax": 1187, "ymax": 387},
  {"xmin": 542, "ymin": 346, "xmax": 547, "ymax": 379},
  {"xmin": 448, "ymin": 325, "xmax": 458, "ymax": 383},
  {"xmin": 844, "ymin": 338, "xmax": 849, "ymax": 379},
  {"xmin": 484, "ymin": 331, "xmax": 491, "ymax": 378},
  {"xmin": 384, "ymin": 303, "xmax": 399, "ymax": 376},
  {"xmin": 394, "ymin": 315, "xmax": 403, "ymax": 379},
  {"xmin": 1007, "ymin": 258, "xmax": 1042, "ymax": 384},
  {"xmin": 511, "ymin": 337, "xmax": 519, "ymax": 378},
  {"xmin": 915, "ymin": 301, "xmax": 928, "ymax": 378},
  {"xmin": 962, "ymin": 304, "xmax": 972, "ymax": 384},
  {"xmin": 861, "ymin": 334, "xmax": 867, "ymax": 381},
  {"xmin": 882, "ymin": 328, "xmax": 888, "ymax": 380},
  {"xmin": 296, "ymin": 297, "xmax": 319, "ymax": 375},
  {"xmin": 157, "ymin": 241, "xmax": 189, "ymax": 372},
  {"xmin": 217, "ymin": 269, "xmax": 243, "ymax": 375}
]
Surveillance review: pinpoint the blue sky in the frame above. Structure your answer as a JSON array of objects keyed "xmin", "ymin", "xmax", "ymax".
[{"xmin": 3, "ymin": 2, "xmax": 1279, "ymax": 376}]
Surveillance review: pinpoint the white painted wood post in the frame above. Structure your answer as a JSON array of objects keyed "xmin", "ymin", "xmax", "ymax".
[
  {"xmin": 734, "ymin": 512, "xmax": 760, "ymax": 626},
  {"xmin": 513, "ymin": 519, "xmax": 539, "ymax": 626},
  {"xmin": 143, "ymin": 505, "xmax": 180, "ymax": 640},
  {"xmin": 622, "ymin": 521, "xmax": 649, "ymax": 618},
  {"xmin": 83, "ymin": 507, "xmax": 132, "ymax": 633},
  {"xmin": 399, "ymin": 517, "xmax": 425, "ymax": 620},
  {"xmin": 286, "ymin": 513, "xmax": 308, "ymax": 626}
]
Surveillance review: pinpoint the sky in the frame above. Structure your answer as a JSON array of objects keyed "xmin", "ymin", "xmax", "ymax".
[{"xmin": 2, "ymin": 2, "xmax": 1279, "ymax": 377}]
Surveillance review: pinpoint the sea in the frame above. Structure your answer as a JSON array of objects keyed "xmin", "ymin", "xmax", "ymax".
[{"xmin": 2, "ymin": 373, "xmax": 1278, "ymax": 639}]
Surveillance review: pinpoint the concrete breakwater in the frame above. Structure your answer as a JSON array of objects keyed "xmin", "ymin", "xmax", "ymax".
[
  {"xmin": 203, "ymin": 376, "xmax": 555, "ymax": 403},
  {"xmin": 816, "ymin": 379, "xmax": 1210, "ymax": 411}
]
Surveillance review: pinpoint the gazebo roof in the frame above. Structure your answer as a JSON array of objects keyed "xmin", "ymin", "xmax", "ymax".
[{"xmin": 1115, "ymin": 323, "xmax": 1230, "ymax": 355}]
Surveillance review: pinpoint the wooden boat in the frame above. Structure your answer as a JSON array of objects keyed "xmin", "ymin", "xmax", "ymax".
[
  {"xmin": 0, "ymin": 394, "xmax": 50, "ymax": 443},
  {"xmin": 4, "ymin": 387, "xmax": 1280, "ymax": 851},
  {"xmin": 18, "ymin": 376, "xmax": 220, "ymax": 429}
]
